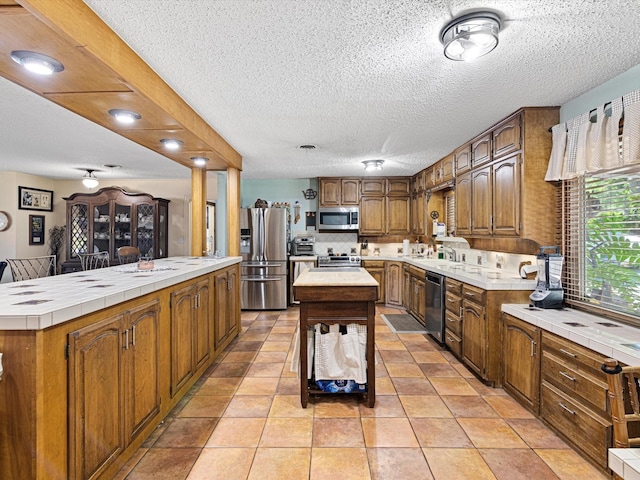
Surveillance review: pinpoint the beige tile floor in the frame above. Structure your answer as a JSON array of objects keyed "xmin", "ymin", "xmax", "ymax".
[{"xmin": 115, "ymin": 306, "xmax": 610, "ymax": 480}]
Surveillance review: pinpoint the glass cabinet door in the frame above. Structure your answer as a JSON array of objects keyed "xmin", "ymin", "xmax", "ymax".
[
  {"xmin": 158, "ymin": 203, "xmax": 168, "ymax": 258},
  {"xmin": 136, "ymin": 203, "xmax": 155, "ymax": 258},
  {"xmin": 113, "ymin": 203, "xmax": 132, "ymax": 258},
  {"xmin": 93, "ymin": 201, "xmax": 112, "ymax": 257},
  {"xmin": 69, "ymin": 203, "xmax": 89, "ymax": 260}
]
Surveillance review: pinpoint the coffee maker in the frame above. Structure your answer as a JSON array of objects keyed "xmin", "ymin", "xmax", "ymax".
[{"xmin": 529, "ymin": 246, "xmax": 564, "ymax": 309}]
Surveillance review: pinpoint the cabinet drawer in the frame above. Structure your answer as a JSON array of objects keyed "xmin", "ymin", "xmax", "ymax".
[
  {"xmin": 445, "ymin": 292, "xmax": 461, "ymax": 315},
  {"xmin": 409, "ymin": 266, "xmax": 425, "ymax": 278},
  {"xmin": 462, "ymin": 284, "xmax": 485, "ymax": 304},
  {"xmin": 542, "ymin": 351, "xmax": 608, "ymax": 413},
  {"xmin": 446, "ymin": 278, "xmax": 462, "ymax": 295},
  {"xmin": 445, "ymin": 310, "xmax": 461, "ymax": 336},
  {"xmin": 363, "ymin": 260, "xmax": 385, "ymax": 268},
  {"xmin": 542, "ymin": 332, "xmax": 608, "ymax": 377},
  {"xmin": 541, "ymin": 381, "xmax": 611, "ymax": 468},
  {"xmin": 445, "ymin": 329, "xmax": 462, "ymax": 358}
]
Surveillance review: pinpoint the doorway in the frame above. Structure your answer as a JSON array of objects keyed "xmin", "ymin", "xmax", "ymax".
[{"xmin": 206, "ymin": 201, "xmax": 216, "ymax": 255}]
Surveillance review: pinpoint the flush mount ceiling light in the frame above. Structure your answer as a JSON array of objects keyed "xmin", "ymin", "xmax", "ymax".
[
  {"xmin": 82, "ymin": 169, "xmax": 99, "ymax": 189},
  {"xmin": 299, "ymin": 144, "xmax": 316, "ymax": 150},
  {"xmin": 191, "ymin": 156, "xmax": 209, "ymax": 167},
  {"xmin": 362, "ymin": 160, "xmax": 384, "ymax": 172},
  {"xmin": 160, "ymin": 138, "xmax": 183, "ymax": 150},
  {"xmin": 108, "ymin": 109, "xmax": 141, "ymax": 124},
  {"xmin": 10, "ymin": 50, "xmax": 65, "ymax": 75},
  {"xmin": 440, "ymin": 11, "xmax": 501, "ymax": 62}
]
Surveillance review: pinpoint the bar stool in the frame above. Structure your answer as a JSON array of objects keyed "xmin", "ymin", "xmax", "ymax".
[
  {"xmin": 78, "ymin": 251, "xmax": 110, "ymax": 270},
  {"xmin": 117, "ymin": 246, "xmax": 140, "ymax": 265},
  {"xmin": 6, "ymin": 255, "xmax": 56, "ymax": 281},
  {"xmin": 602, "ymin": 358, "xmax": 640, "ymax": 448}
]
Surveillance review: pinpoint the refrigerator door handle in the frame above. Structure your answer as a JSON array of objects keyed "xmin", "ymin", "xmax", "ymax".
[{"xmin": 242, "ymin": 276, "xmax": 283, "ymax": 282}]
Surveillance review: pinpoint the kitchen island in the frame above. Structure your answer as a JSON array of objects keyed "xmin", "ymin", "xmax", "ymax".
[
  {"xmin": 294, "ymin": 267, "xmax": 378, "ymax": 408},
  {"xmin": 0, "ymin": 256, "xmax": 241, "ymax": 480}
]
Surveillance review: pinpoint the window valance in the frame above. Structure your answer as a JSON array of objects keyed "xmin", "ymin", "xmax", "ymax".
[{"xmin": 545, "ymin": 88, "xmax": 640, "ymax": 181}]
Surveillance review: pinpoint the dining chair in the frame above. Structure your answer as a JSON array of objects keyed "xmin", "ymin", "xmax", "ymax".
[
  {"xmin": 117, "ymin": 246, "xmax": 140, "ymax": 265},
  {"xmin": 78, "ymin": 251, "xmax": 110, "ymax": 270},
  {"xmin": 602, "ymin": 358, "xmax": 640, "ymax": 448},
  {"xmin": 6, "ymin": 255, "xmax": 56, "ymax": 281}
]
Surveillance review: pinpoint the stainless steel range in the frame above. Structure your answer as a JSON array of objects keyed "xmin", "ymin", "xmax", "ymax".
[{"xmin": 317, "ymin": 254, "xmax": 362, "ymax": 268}]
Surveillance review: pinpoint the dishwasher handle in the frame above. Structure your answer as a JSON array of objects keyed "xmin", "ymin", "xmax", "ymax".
[{"xmin": 425, "ymin": 273, "xmax": 444, "ymax": 286}]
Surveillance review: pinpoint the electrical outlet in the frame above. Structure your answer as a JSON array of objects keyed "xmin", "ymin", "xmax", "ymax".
[
  {"xmin": 461, "ymin": 253, "xmax": 466, "ymax": 263},
  {"xmin": 477, "ymin": 255, "xmax": 482, "ymax": 265},
  {"xmin": 496, "ymin": 254, "xmax": 504, "ymax": 269}
]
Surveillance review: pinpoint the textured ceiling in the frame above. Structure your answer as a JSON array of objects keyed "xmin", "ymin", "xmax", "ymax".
[{"xmin": 2, "ymin": 0, "xmax": 640, "ymax": 181}]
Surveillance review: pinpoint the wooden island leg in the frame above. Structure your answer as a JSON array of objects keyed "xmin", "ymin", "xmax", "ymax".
[
  {"xmin": 299, "ymin": 303, "xmax": 309, "ymax": 408},
  {"xmin": 366, "ymin": 300, "xmax": 376, "ymax": 407}
]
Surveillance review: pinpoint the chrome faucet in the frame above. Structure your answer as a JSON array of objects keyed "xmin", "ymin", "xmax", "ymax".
[{"xmin": 442, "ymin": 246, "xmax": 457, "ymax": 262}]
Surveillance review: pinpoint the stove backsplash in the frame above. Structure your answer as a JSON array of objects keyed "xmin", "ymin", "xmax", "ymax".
[{"xmin": 313, "ymin": 232, "xmax": 358, "ymax": 255}]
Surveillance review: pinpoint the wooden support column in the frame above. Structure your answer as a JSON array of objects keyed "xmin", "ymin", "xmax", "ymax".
[
  {"xmin": 191, "ymin": 167, "xmax": 206, "ymax": 256},
  {"xmin": 227, "ymin": 167, "xmax": 241, "ymax": 257}
]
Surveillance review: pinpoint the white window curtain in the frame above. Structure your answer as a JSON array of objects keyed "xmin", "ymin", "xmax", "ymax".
[{"xmin": 545, "ymin": 90, "xmax": 639, "ymax": 180}]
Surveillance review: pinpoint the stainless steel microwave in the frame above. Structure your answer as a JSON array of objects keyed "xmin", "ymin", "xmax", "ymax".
[{"xmin": 318, "ymin": 207, "xmax": 359, "ymax": 231}]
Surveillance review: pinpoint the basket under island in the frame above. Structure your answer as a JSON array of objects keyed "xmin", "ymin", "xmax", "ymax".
[{"xmin": 293, "ymin": 267, "xmax": 378, "ymax": 408}]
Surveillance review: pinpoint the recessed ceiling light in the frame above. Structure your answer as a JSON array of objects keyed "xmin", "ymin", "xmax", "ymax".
[
  {"xmin": 10, "ymin": 50, "xmax": 64, "ymax": 75},
  {"xmin": 108, "ymin": 109, "xmax": 141, "ymax": 124},
  {"xmin": 191, "ymin": 156, "xmax": 209, "ymax": 167},
  {"xmin": 160, "ymin": 138, "xmax": 183, "ymax": 150}
]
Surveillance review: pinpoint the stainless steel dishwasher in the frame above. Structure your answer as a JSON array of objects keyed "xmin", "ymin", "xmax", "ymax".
[{"xmin": 425, "ymin": 272, "xmax": 445, "ymax": 344}]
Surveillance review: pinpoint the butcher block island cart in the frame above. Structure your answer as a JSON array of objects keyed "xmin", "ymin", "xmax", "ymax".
[{"xmin": 294, "ymin": 267, "xmax": 378, "ymax": 408}]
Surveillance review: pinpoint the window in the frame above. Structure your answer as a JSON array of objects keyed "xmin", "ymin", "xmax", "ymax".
[{"xmin": 563, "ymin": 165, "xmax": 640, "ymax": 322}]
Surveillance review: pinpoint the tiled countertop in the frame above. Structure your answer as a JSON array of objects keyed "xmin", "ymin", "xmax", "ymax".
[
  {"xmin": 0, "ymin": 256, "xmax": 241, "ymax": 330},
  {"xmin": 609, "ymin": 449, "xmax": 640, "ymax": 479},
  {"xmin": 502, "ymin": 303, "xmax": 640, "ymax": 368},
  {"xmin": 293, "ymin": 267, "xmax": 377, "ymax": 287}
]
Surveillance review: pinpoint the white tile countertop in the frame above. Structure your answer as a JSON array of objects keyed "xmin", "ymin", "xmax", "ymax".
[
  {"xmin": 0, "ymin": 256, "xmax": 241, "ymax": 330},
  {"xmin": 502, "ymin": 304, "xmax": 640, "ymax": 366},
  {"xmin": 609, "ymin": 449, "xmax": 640, "ymax": 479}
]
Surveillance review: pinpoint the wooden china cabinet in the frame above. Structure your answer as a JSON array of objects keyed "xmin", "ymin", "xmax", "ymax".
[{"xmin": 63, "ymin": 187, "xmax": 170, "ymax": 272}]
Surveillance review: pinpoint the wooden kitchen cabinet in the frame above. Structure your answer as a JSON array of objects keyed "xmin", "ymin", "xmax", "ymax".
[
  {"xmin": 214, "ymin": 265, "xmax": 240, "ymax": 351},
  {"xmin": 451, "ymin": 107, "xmax": 559, "ymax": 250},
  {"xmin": 411, "ymin": 191, "xmax": 426, "ymax": 236},
  {"xmin": 471, "ymin": 133, "xmax": 492, "ymax": 168},
  {"xmin": 363, "ymin": 260, "xmax": 385, "ymax": 304},
  {"xmin": 68, "ymin": 299, "xmax": 160, "ymax": 480},
  {"xmin": 461, "ymin": 284, "xmax": 486, "ymax": 377},
  {"xmin": 170, "ymin": 277, "xmax": 212, "ymax": 396},
  {"xmin": 408, "ymin": 266, "xmax": 425, "ymax": 324},
  {"xmin": 385, "ymin": 261, "xmax": 403, "ymax": 307},
  {"xmin": 413, "ymin": 170, "xmax": 425, "ymax": 193},
  {"xmin": 361, "ymin": 178, "xmax": 386, "ymax": 196},
  {"xmin": 493, "ymin": 112, "xmax": 521, "ymax": 159},
  {"xmin": 318, "ymin": 178, "xmax": 359, "ymax": 206},
  {"xmin": 455, "ymin": 171, "xmax": 472, "ymax": 236},
  {"xmin": 387, "ymin": 196, "xmax": 411, "ymax": 235},
  {"xmin": 387, "ymin": 177, "xmax": 411, "ymax": 196},
  {"xmin": 502, "ymin": 313, "xmax": 540, "ymax": 414},
  {"xmin": 441, "ymin": 153, "xmax": 455, "ymax": 183},
  {"xmin": 360, "ymin": 196, "xmax": 386, "ymax": 235},
  {"xmin": 423, "ymin": 167, "xmax": 434, "ymax": 191},
  {"xmin": 402, "ymin": 264, "xmax": 411, "ymax": 310},
  {"xmin": 540, "ymin": 331, "xmax": 612, "ymax": 469},
  {"xmin": 471, "ymin": 166, "xmax": 492, "ymax": 236},
  {"xmin": 444, "ymin": 279, "xmax": 463, "ymax": 359},
  {"xmin": 455, "ymin": 144, "xmax": 472, "ymax": 175}
]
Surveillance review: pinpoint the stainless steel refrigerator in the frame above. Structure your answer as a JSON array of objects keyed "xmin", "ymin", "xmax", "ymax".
[{"xmin": 240, "ymin": 208, "xmax": 288, "ymax": 310}]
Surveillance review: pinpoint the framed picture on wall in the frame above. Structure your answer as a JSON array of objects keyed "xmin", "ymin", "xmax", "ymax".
[
  {"xmin": 29, "ymin": 215, "xmax": 45, "ymax": 245},
  {"xmin": 19, "ymin": 186, "xmax": 53, "ymax": 212}
]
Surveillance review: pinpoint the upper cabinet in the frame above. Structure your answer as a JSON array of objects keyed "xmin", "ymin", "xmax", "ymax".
[
  {"xmin": 319, "ymin": 178, "xmax": 360, "ymax": 206},
  {"xmin": 387, "ymin": 178, "xmax": 411, "ymax": 196},
  {"xmin": 441, "ymin": 153, "xmax": 455, "ymax": 184},
  {"xmin": 64, "ymin": 187, "xmax": 170, "ymax": 271},
  {"xmin": 455, "ymin": 144, "xmax": 472, "ymax": 175},
  {"xmin": 453, "ymin": 107, "xmax": 559, "ymax": 249},
  {"xmin": 493, "ymin": 112, "xmax": 522, "ymax": 159},
  {"xmin": 361, "ymin": 178, "xmax": 386, "ymax": 196}
]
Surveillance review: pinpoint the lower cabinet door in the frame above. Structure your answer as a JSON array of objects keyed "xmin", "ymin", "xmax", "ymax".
[{"xmin": 68, "ymin": 314, "xmax": 125, "ymax": 480}]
